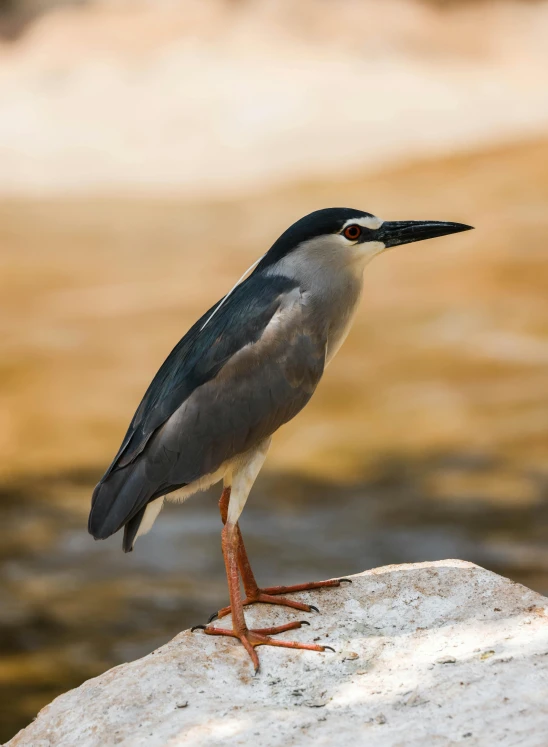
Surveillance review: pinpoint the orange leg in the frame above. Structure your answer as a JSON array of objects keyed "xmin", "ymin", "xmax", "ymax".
[
  {"xmin": 211, "ymin": 486, "xmax": 351, "ymax": 622},
  {"xmin": 194, "ymin": 520, "xmax": 332, "ymax": 673}
]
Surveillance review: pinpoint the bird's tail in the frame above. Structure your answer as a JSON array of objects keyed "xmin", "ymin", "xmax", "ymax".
[{"xmin": 88, "ymin": 460, "xmax": 152, "ymax": 542}]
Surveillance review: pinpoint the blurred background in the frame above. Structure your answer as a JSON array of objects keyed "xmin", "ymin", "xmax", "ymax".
[{"xmin": 2, "ymin": 0, "xmax": 548, "ymax": 740}]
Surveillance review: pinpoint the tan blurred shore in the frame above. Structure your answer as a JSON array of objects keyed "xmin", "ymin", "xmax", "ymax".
[{"xmin": 2, "ymin": 134, "xmax": 548, "ymax": 490}]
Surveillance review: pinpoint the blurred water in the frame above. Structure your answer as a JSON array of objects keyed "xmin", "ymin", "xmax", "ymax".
[{"xmin": 2, "ymin": 454, "xmax": 548, "ymax": 741}]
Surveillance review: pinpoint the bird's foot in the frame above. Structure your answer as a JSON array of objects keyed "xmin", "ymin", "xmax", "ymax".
[
  {"xmin": 210, "ymin": 578, "xmax": 351, "ymax": 622},
  {"xmin": 193, "ymin": 620, "xmax": 334, "ymax": 673}
]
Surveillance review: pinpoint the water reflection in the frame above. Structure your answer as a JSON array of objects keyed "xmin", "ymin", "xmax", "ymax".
[{"xmin": 2, "ymin": 454, "xmax": 548, "ymax": 741}]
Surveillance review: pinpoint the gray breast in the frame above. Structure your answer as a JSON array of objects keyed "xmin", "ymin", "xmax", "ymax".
[{"xmin": 268, "ymin": 240, "xmax": 364, "ymax": 366}]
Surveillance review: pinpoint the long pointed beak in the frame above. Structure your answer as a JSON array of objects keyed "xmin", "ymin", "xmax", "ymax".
[{"xmin": 376, "ymin": 220, "xmax": 473, "ymax": 248}]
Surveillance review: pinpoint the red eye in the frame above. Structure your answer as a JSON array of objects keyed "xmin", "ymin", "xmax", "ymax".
[{"xmin": 343, "ymin": 224, "xmax": 361, "ymax": 241}]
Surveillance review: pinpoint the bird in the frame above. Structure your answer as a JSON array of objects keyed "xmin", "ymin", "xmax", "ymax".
[{"xmin": 88, "ymin": 207, "xmax": 472, "ymax": 672}]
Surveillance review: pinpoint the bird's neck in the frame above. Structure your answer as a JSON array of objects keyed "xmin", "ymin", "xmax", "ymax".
[{"xmin": 268, "ymin": 252, "xmax": 365, "ymax": 365}]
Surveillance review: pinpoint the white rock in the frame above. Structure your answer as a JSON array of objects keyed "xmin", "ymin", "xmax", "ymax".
[{"xmin": 8, "ymin": 560, "xmax": 548, "ymax": 747}]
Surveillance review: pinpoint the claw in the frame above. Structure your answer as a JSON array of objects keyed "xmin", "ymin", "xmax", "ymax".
[
  {"xmin": 191, "ymin": 624, "xmax": 207, "ymax": 633},
  {"xmin": 324, "ymin": 646, "xmax": 336, "ymax": 652},
  {"xmin": 300, "ymin": 620, "xmax": 310, "ymax": 626},
  {"xmin": 208, "ymin": 611, "xmax": 219, "ymax": 623},
  {"xmin": 339, "ymin": 578, "xmax": 352, "ymax": 584},
  {"xmin": 309, "ymin": 605, "xmax": 319, "ymax": 613}
]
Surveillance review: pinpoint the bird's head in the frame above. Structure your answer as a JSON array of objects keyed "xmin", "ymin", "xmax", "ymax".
[{"xmin": 259, "ymin": 207, "xmax": 473, "ymax": 274}]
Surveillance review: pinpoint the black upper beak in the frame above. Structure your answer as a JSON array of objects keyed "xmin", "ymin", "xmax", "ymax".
[{"xmin": 376, "ymin": 220, "xmax": 473, "ymax": 248}]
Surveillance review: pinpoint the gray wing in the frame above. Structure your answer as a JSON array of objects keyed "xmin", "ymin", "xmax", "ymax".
[
  {"xmin": 89, "ymin": 289, "xmax": 325, "ymax": 540},
  {"xmin": 98, "ymin": 273, "xmax": 298, "ymax": 477}
]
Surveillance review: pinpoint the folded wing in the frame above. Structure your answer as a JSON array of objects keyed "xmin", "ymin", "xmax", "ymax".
[{"xmin": 88, "ymin": 272, "xmax": 325, "ymax": 541}]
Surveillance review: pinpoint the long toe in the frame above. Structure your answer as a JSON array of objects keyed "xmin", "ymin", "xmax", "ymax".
[
  {"xmin": 212, "ymin": 593, "xmax": 314, "ymax": 621},
  {"xmin": 261, "ymin": 578, "xmax": 347, "ymax": 595},
  {"xmin": 208, "ymin": 578, "xmax": 349, "ymax": 623},
  {"xmin": 199, "ymin": 621, "xmax": 334, "ymax": 672}
]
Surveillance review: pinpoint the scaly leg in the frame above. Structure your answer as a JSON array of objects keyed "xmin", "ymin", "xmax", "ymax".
[
  {"xmin": 211, "ymin": 486, "xmax": 350, "ymax": 622},
  {"xmin": 196, "ymin": 521, "xmax": 332, "ymax": 673}
]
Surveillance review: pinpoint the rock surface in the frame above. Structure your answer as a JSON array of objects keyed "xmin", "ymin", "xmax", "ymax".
[{"xmin": 8, "ymin": 560, "xmax": 548, "ymax": 747}]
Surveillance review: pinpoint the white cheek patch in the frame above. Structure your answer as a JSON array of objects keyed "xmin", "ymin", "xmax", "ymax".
[
  {"xmin": 362, "ymin": 240, "xmax": 386, "ymax": 254},
  {"xmin": 342, "ymin": 215, "xmax": 384, "ymax": 231},
  {"xmin": 358, "ymin": 241, "xmax": 386, "ymax": 259}
]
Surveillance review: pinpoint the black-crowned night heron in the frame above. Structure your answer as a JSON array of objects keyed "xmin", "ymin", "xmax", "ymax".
[{"xmin": 88, "ymin": 207, "xmax": 472, "ymax": 672}]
